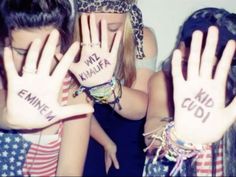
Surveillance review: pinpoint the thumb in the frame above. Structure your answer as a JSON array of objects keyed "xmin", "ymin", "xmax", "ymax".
[
  {"xmin": 111, "ymin": 153, "xmax": 120, "ymax": 170},
  {"xmin": 57, "ymin": 103, "xmax": 94, "ymax": 120}
]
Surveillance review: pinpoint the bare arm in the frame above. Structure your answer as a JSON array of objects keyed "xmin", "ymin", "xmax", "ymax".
[
  {"xmin": 108, "ymin": 27, "xmax": 158, "ymax": 120},
  {"xmin": 144, "ymin": 71, "xmax": 173, "ymax": 146},
  {"xmin": 90, "ymin": 115, "xmax": 114, "ymax": 147},
  {"xmin": 56, "ymin": 91, "xmax": 92, "ymax": 176},
  {"xmin": 91, "ymin": 116, "xmax": 120, "ymax": 172}
]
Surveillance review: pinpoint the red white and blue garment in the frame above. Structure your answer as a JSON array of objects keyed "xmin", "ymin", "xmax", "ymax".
[
  {"xmin": 0, "ymin": 75, "xmax": 71, "ymax": 177},
  {"xmin": 0, "ymin": 130, "xmax": 31, "ymax": 176},
  {"xmin": 143, "ymin": 140, "xmax": 223, "ymax": 177}
]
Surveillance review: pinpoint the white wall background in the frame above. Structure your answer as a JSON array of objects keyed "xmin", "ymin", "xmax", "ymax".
[{"xmin": 138, "ymin": 0, "xmax": 236, "ymax": 70}]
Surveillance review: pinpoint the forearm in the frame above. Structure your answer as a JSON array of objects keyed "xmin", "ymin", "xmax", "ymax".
[
  {"xmin": 144, "ymin": 71, "xmax": 172, "ymax": 145},
  {"xmin": 56, "ymin": 114, "xmax": 91, "ymax": 176},
  {"xmin": 90, "ymin": 115, "xmax": 113, "ymax": 147},
  {"xmin": 109, "ymin": 86, "xmax": 148, "ymax": 120}
]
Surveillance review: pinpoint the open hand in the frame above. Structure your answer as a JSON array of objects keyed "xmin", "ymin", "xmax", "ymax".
[
  {"xmin": 172, "ymin": 26, "xmax": 236, "ymax": 144},
  {"xmin": 3, "ymin": 30, "xmax": 93, "ymax": 129},
  {"xmin": 70, "ymin": 14, "xmax": 122, "ymax": 87}
]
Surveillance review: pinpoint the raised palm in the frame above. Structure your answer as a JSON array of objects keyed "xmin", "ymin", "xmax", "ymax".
[
  {"xmin": 172, "ymin": 26, "xmax": 236, "ymax": 144},
  {"xmin": 3, "ymin": 30, "xmax": 93, "ymax": 129},
  {"xmin": 70, "ymin": 14, "xmax": 121, "ymax": 87}
]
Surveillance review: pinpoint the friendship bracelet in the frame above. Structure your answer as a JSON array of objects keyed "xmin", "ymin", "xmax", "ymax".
[
  {"xmin": 74, "ymin": 77, "xmax": 122, "ymax": 110},
  {"xmin": 164, "ymin": 122, "xmax": 203, "ymax": 176},
  {"xmin": 143, "ymin": 120, "xmax": 207, "ymax": 176}
]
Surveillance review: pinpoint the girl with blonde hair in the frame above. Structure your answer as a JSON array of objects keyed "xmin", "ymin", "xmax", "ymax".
[{"xmin": 73, "ymin": 0, "xmax": 158, "ymax": 176}]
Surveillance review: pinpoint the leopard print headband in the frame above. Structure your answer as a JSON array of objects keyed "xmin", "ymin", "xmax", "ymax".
[{"xmin": 77, "ymin": 0, "xmax": 145, "ymax": 59}]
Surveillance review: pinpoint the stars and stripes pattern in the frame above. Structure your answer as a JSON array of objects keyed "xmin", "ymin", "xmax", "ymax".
[
  {"xmin": 196, "ymin": 141, "xmax": 223, "ymax": 176},
  {"xmin": 143, "ymin": 140, "xmax": 224, "ymax": 177},
  {"xmin": 22, "ymin": 75, "xmax": 71, "ymax": 176},
  {"xmin": 0, "ymin": 75, "xmax": 72, "ymax": 177},
  {"xmin": 22, "ymin": 134, "xmax": 62, "ymax": 176},
  {"xmin": 0, "ymin": 131, "xmax": 31, "ymax": 177},
  {"xmin": 143, "ymin": 158, "xmax": 169, "ymax": 177}
]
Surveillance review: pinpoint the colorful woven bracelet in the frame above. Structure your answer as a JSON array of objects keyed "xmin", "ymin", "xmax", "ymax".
[
  {"xmin": 143, "ymin": 120, "xmax": 207, "ymax": 176},
  {"xmin": 74, "ymin": 77, "xmax": 122, "ymax": 109}
]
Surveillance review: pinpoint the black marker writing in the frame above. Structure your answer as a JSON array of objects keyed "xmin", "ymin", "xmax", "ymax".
[
  {"xmin": 84, "ymin": 53, "xmax": 100, "ymax": 66},
  {"xmin": 18, "ymin": 89, "xmax": 56, "ymax": 121},
  {"xmin": 80, "ymin": 53, "xmax": 111, "ymax": 81},
  {"xmin": 194, "ymin": 88, "xmax": 214, "ymax": 107},
  {"xmin": 181, "ymin": 89, "xmax": 214, "ymax": 123}
]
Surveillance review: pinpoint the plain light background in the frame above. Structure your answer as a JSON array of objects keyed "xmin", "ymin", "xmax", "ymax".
[{"xmin": 137, "ymin": 0, "xmax": 236, "ymax": 70}]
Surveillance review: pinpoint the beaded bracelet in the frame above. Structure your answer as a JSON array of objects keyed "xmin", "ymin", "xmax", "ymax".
[{"xmin": 74, "ymin": 77, "xmax": 122, "ymax": 110}]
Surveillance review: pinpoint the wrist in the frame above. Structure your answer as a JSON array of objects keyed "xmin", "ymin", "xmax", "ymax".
[
  {"xmin": 75, "ymin": 77, "xmax": 122, "ymax": 109},
  {"xmin": 104, "ymin": 139, "xmax": 115, "ymax": 149}
]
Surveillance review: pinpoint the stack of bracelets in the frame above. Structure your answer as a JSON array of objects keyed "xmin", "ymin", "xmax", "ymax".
[
  {"xmin": 144, "ymin": 121, "xmax": 210, "ymax": 176},
  {"xmin": 74, "ymin": 77, "xmax": 122, "ymax": 110}
]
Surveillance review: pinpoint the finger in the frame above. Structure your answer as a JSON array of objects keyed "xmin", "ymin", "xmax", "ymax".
[
  {"xmin": 214, "ymin": 40, "xmax": 236, "ymax": 84},
  {"xmin": 58, "ymin": 103, "xmax": 94, "ymax": 120},
  {"xmin": 89, "ymin": 14, "xmax": 99, "ymax": 48},
  {"xmin": 52, "ymin": 42, "xmax": 79, "ymax": 84},
  {"xmin": 187, "ymin": 30, "xmax": 203, "ymax": 80},
  {"xmin": 172, "ymin": 49, "xmax": 185, "ymax": 84},
  {"xmin": 37, "ymin": 30, "xmax": 59, "ymax": 75},
  {"xmin": 3, "ymin": 47, "xmax": 18, "ymax": 80},
  {"xmin": 105, "ymin": 156, "xmax": 112, "ymax": 174},
  {"xmin": 111, "ymin": 154, "xmax": 120, "ymax": 169},
  {"xmin": 22, "ymin": 39, "xmax": 42, "ymax": 77},
  {"xmin": 101, "ymin": 19, "xmax": 108, "ymax": 51},
  {"xmin": 200, "ymin": 26, "xmax": 219, "ymax": 79},
  {"xmin": 81, "ymin": 14, "xmax": 91, "ymax": 44},
  {"xmin": 111, "ymin": 31, "xmax": 122, "ymax": 55}
]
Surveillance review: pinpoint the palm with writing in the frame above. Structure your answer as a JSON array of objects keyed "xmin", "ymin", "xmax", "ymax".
[
  {"xmin": 70, "ymin": 14, "xmax": 122, "ymax": 87},
  {"xmin": 172, "ymin": 26, "xmax": 236, "ymax": 144},
  {"xmin": 2, "ymin": 30, "xmax": 93, "ymax": 129}
]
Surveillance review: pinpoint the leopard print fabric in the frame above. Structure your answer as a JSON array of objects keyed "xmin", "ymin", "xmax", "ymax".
[{"xmin": 77, "ymin": 0, "xmax": 145, "ymax": 59}]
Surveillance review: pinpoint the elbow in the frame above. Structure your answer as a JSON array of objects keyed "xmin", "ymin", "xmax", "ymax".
[{"xmin": 129, "ymin": 97, "xmax": 148, "ymax": 120}]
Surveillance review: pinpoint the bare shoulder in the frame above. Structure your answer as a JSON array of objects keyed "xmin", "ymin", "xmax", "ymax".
[{"xmin": 143, "ymin": 26, "xmax": 158, "ymax": 59}]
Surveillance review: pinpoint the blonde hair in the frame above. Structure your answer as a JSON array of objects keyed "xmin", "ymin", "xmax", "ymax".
[
  {"xmin": 73, "ymin": 12, "xmax": 137, "ymax": 88},
  {"xmin": 116, "ymin": 14, "xmax": 136, "ymax": 87},
  {"xmin": 116, "ymin": 0, "xmax": 138, "ymax": 87}
]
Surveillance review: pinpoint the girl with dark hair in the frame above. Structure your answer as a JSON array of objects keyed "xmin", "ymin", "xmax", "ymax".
[
  {"xmin": 0, "ymin": 0, "xmax": 94, "ymax": 176},
  {"xmin": 144, "ymin": 8, "xmax": 236, "ymax": 176}
]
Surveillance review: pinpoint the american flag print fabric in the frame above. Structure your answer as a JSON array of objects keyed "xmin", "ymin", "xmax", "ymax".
[
  {"xmin": 143, "ymin": 155, "xmax": 179, "ymax": 177},
  {"xmin": 143, "ymin": 140, "xmax": 224, "ymax": 176},
  {"xmin": 0, "ymin": 131, "xmax": 31, "ymax": 177},
  {"xmin": 196, "ymin": 141, "xmax": 223, "ymax": 176},
  {"xmin": 0, "ymin": 75, "xmax": 71, "ymax": 177},
  {"xmin": 22, "ymin": 133, "xmax": 62, "ymax": 176},
  {"xmin": 22, "ymin": 75, "xmax": 71, "ymax": 176}
]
